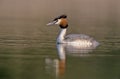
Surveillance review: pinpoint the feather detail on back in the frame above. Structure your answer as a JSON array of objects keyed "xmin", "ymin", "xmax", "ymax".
[{"xmin": 65, "ymin": 34, "xmax": 93, "ymax": 41}]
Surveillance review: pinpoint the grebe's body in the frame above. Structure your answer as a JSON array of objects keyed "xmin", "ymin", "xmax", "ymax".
[{"xmin": 47, "ymin": 15, "xmax": 99, "ymax": 47}]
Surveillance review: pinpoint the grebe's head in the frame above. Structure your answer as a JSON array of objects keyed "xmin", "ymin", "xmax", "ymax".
[{"xmin": 47, "ymin": 14, "xmax": 68, "ymax": 29}]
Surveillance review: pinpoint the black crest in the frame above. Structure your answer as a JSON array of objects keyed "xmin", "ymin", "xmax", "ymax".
[{"xmin": 53, "ymin": 14, "xmax": 67, "ymax": 21}]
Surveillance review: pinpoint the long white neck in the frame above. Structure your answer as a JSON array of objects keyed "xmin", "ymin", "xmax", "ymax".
[{"xmin": 57, "ymin": 29, "xmax": 67, "ymax": 43}]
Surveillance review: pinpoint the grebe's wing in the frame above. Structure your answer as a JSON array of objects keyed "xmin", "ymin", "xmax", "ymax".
[
  {"xmin": 65, "ymin": 34, "xmax": 94, "ymax": 41},
  {"xmin": 65, "ymin": 34, "xmax": 99, "ymax": 47}
]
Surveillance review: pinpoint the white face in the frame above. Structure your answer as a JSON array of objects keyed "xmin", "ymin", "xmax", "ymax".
[
  {"xmin": 47, "ymin": 19, "xmax": 62, "ymax": 26},
  {"xmin": 55, "ymin": 19, "xmax": 62, "ymax": 25}
]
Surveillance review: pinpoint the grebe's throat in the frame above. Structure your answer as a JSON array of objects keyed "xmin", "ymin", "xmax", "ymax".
[{"xmin": 57, "ymin": 29, "xmax": 67, "ymax": 43}]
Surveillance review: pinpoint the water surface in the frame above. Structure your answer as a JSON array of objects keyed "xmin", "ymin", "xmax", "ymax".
[{"xmin": 0, "ymin": 0, "xmax": 120, "ymax": 79}]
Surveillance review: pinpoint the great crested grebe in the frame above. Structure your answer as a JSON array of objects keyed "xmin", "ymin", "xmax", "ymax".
[{"xmin": 47, "ymin": 14, "xmax": 99, "ymax": 47}]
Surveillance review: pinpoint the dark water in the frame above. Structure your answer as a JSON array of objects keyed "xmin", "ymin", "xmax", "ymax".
[{"xmin": 0, "ymin": 0, "xmax": 120, "ymax": 79}]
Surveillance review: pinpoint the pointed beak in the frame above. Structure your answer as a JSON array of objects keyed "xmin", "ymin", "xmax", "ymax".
[{"xmin": 46, "ymin": 21, "xmax": 56, "ymax": 26}]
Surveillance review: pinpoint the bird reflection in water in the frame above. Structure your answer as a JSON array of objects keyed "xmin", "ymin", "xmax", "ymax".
[{"xmin": 45, "ymin": 43, "xmax": 99, "ymax": 78}]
